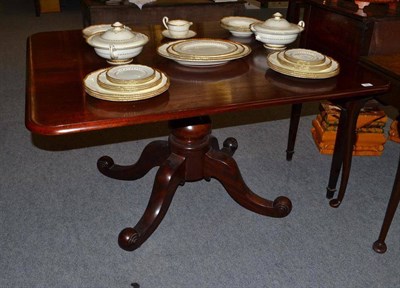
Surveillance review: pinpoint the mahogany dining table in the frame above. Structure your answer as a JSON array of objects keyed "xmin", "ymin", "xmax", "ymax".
[{"xmin": 26, "ymin": 21, "xmax": 390, "ymax": 251}]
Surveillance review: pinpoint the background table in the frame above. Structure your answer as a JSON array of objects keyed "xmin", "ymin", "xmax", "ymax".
[
  {"xmin": 290, "ymin": 0, "xmax": 400, "ymax": 205},
  {"xmin": 81, "ymin": 0, "xmax": 246, "ymax": 27},
  {"xmin": 361, "ymin": 54, "xmax": 400, "ymax": 253}
]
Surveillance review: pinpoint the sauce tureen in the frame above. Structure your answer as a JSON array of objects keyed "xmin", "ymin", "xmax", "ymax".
[
  {"xmin": 86, "ymin": 22, "xmax": 149, "ymax": 65},
  {"xmin": 250, "ymin": 12, "xmax": 305, "ymax": 50}
]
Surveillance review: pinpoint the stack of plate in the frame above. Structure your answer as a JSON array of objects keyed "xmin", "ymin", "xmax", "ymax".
[
  {"xmin": 266, "ymin": 48, "xmax": 340, "ymax": 79},
  {"xmin": 157, "ymin": 38, "xmax": 251, "ymax": 67},
  {"xmin": 220, "ymin": 16, "xmax": 262, "ymax": 37},
  {"xmin": 83, "ymin": 64, "xmax": 170, "ymax": 101}
]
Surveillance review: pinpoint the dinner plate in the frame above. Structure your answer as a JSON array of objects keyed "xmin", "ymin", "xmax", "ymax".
[
  {"xmin": 106, "ymin": 64, "xmax": 155, "ymax": 84},
  {"xmin": 277, "ymin": 51, "xmax": 332, "ymax": 72},
  {"xmin": 283, "ymin": 49, "xmax": 326, "ymax": 65},
  {"xmin": 98, "ymin": 69, "xmax": 162, "ymax": 92},
  {"xmin": 84, "ymin": 68, "xmax": 170, "ymax": 101},
  {"xmin": 162, "ymin": 30, "xmax": 197, "ymax": 39},
  {"xmin": 267, "ymin": 51, "xmax": 340, "ymax": 79}
]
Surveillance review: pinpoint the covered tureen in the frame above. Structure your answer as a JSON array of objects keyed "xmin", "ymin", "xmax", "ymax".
[
  {"xmin": 86, "ymin": 22, "xmax": 149, "ymax": 65},
  {"xmin": 250, "ymin": 12, "xmax": 305, "ymax": 50}
]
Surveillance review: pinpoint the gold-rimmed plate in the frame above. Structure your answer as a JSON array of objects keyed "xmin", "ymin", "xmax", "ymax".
[
  {"xmin": 97, "ymin": 69, "xmax": 162, "ymax": 92},
  {"xmin": 166, "ymin": 42, "xmax": 246, "ymax": 60},
  {"xmin": 106, "ymin": 64, "xmax": 156, "ymax": 85},
  {"xmin": 267, "ymin": 51, "xmax": 340, "ymax": 79},
  {"xmin": 169, "ymin": 39, "xmax": 240, "ymax": 58},
  {"xmin": 84, "ymin": 68, "xmax": 170, "ymax": 101},
  {"xmin": 283, "ymin": 49, "xmax": 326, "ymax": 65},
  {"xmin": 157, "ymin": 40, "xmax": 251, "ymax": 67},
  {"xmin": 277, "ymin": 50, "xmax": 332, "ymax": 72}
]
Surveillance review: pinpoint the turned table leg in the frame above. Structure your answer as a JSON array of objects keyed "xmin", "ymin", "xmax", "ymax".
[
  {"xmin": 327, "ymin": 99, "xmax": 368, "ymax": 207},
  {"xmin": 98, "ymin": 116, "xmax": 292, "ymax": 251},
  {"xmin": 286, "ymin": 103, "xmax": 303, "ymax": 161}
]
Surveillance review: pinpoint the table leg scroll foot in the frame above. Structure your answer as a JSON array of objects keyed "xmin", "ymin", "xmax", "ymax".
[
  {"xmin": 372, "ymin": 240, "xmax": 387, "ymax": 254},
  {"xmin": 329, "ymin": 198, "xmax": 341, "ymax": 208},
  {"xmin": 221, "ymin": 137, "xmax": 238, "ymax": 156},
  {"xmin": 97, "ymin": 140, "xmax": 169, "ymax": 180},
  {"xmin": 118, "ymin": 227, "xmax": 140, "ymax": 251},
  {"xmin": 118, "ymin": 153, "xmax": 185, "ymax": 251},
  {"xmin": 205, "ymin": 149, "xmax": 292, "ymax": 218}
]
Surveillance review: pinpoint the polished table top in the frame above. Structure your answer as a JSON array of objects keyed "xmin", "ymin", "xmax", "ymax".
[{"xmin": 26, "ymin": 22, "xmax": 390, "ymax": 135}]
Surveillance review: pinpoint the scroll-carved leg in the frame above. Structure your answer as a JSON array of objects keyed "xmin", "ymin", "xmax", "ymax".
[
  {"xmin": 329, "ymin": 99, "xmax": 368, "ymax": 208},
  {"xmin": 204, "ymin": 147, "xmax": 292, "ymax": 218},
  {"xmin": 373, "ymin": 154, "xmax": 400, "ymax": 253},
  {"xmin": 97, "ymin": 140, "xmax": 169, "ymax": 180},
  {"xmin": 101, "ymin": 116, "xmax": 293, "ymax": 251},
  {"xmin": 286, "ymin": 103, "xmax": 303, "ymax": 161},
  {"xmin": 118, "ymin": 153, "xmax": 185, "ymax": 251}
]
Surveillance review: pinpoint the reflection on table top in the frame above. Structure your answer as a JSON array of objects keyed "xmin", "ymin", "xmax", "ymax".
[{"xmin": 26, "ymin": 21, "xmax": 390, "ymax": 135}]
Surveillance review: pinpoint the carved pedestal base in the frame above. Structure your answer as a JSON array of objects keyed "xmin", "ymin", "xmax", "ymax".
[{"xmin": 97, "ymin": 116, "xmax": 292, "ymax": 251}]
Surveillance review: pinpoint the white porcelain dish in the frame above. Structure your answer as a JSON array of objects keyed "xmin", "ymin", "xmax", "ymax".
[
  {"xmin": 250, "ymin": 12, "xmax": 305, "ymax": 50},
  {"xmin": 220, "ymin": 16, "xmax": 262, "ymax": 37}
]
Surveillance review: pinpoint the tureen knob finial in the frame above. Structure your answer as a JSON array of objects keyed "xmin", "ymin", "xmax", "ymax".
[
  {"xmin": 273, "ymin": 12, "xmax": 283, "ymax": 20},
  {"xmin": 111, "ymin": 22, "xmax": 126, "ymax": 33},
  {"xmin": 112, "ymin": 22, "xmax": 124, "ymax": 28}
]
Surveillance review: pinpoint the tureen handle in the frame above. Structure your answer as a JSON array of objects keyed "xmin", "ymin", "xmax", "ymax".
[
  {"xmin": 298, "ymin": 20, "xmax": 305, "ymax": 28},
  {"xmin": 162, "ymin": 16, "xmax": 169, "ymax": 30},
  {"xmin": 109, "ymin": 44, "xmax": 118, "ymax": 60}
]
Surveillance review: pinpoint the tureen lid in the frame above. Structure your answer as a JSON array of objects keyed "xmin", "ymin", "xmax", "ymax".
[
  {"xmin": 251, "ymin": 12, "xmax": 305, "ymax": 34},
  {"xmin": 86, "ymin": 22, "xmax": 149, "ymax": 49}
]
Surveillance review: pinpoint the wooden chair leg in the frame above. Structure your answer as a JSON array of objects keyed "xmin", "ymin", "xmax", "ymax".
[{"xmin": 34, "ymin": 0, "xmax": 41, "ymax": 16}]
